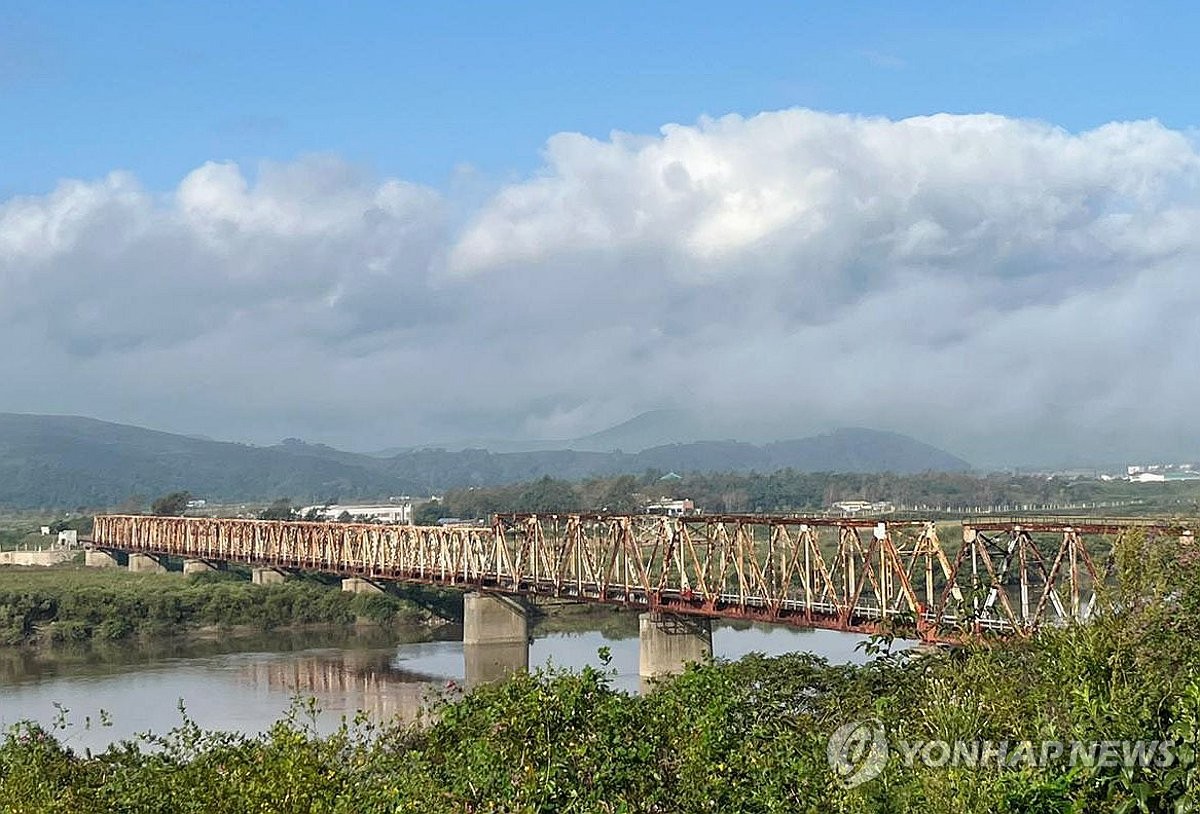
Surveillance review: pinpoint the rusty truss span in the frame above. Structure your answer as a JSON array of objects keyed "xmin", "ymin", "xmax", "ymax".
[{"xmin": 90, "ymin": 513, "xmax": 1192, "ymax": 642}]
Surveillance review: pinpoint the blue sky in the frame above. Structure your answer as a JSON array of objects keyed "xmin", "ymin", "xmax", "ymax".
[
  {"xmin": 4, "ymin": 1, "xmax": 1196, "ymax": 198},
  {"xmin": 5, "ymin": 2, "xmax": 1200, "ymax": 465}
]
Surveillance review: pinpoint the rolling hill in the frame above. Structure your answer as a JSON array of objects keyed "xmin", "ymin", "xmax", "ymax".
[{"xmin": 0, "ymin": 413, "xmax": 970, "ymax": 508}]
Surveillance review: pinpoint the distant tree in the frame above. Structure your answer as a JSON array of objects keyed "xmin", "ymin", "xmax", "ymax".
[
  {"xmin": 518, "ymin": 477, "xmax": 580, "ymax": 514},
  {"xmin": 413, "ymin": 500, "xmax": 448, "ymax": 525},
  {"xmin": 720, "ymin": 489, "xmax": 749, "ymax": 513},
  {"xmin": 301, "ymin": 505, "xmax": 328, "ymax": 521},
  {"xmin": 259, "ymin": 499, "xmax": 295, "ymax": 521},
  {"xmin": 598, "ymin": 475, "xmax": 638, "ymax": 513},
  {"xmin": 151, "ymin": 491, "xmax": 192, "ymax": 517},
  {"xmin": 336, "ymin": 510, "xmax": 354, "ymax": 523}
]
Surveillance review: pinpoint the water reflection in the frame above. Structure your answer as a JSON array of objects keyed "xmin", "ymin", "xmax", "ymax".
[
  {"xmin": 0, "ymin": 615, "xmax": 900, "ymax": 753},
  {"xmin": 237, "ymin": 649, "xmax": 447, "ymax": 722},
  {"xmin": 0, "ymin": 627, "xmax": 458, "ymax": 753},
  {"xmin": 0, "ymin": 625, "xmax": 451, "ymax": 687},
  {"xmin": 463, "ymin": 642, "xmax": 530, "ymax": 689}
]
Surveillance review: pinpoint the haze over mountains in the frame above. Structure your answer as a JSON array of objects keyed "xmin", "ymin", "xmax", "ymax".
[
  {"xmin": 0, "ymin": 412, "xmax": 969, "ymax": 508},
  {"xmin": 371, "ymin": 410, "xmax": 712, "ymax": 456}
]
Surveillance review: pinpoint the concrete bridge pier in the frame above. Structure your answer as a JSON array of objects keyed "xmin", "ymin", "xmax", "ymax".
[
  {"xmin": 639, "ymin": 612, "xmax": 712, "ymax": 681},
  {"xmin": 342, "ymin": 577, "xmax": 384, "ymax": 594},
  {"xmin": 128, "ymin": 552, "xmax": 168, "ymax": 574},
  {"xmin": 463, "ymin": 592, "xmax": 529, "ymax": 689},
  {"xmin": 183, "ymin": 559, "xmax": 218, "ymax": 575},
  {"xmin": 251, "ymin": 567, "xmax": 289, "ymax": 585},
  {"xmin": 84, "ymin": 548, "xmax": 121, "ymax": 568}
]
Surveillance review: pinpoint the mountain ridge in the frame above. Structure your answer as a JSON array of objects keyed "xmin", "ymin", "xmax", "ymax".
[{"xmin": 0, "ymin": 413, "xmax": 970, "ymax": 508}]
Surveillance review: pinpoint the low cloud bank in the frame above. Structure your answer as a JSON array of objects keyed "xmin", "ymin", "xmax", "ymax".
[{"xmin": 3, "ymin": 110, "xmax": 1198, "ymax": 465}]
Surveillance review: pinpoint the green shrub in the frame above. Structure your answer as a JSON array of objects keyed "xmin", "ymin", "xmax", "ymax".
[
  {"xmin": 96, "ymin": 617, "xmax": 134, "ymax": 641},
  {"xmin": 46, "ymin": 621, "xmax": 91, "ymax": 643},
  {"xmin": 0, "ymin": 568, "xmax": 428, "ymax": 645}
]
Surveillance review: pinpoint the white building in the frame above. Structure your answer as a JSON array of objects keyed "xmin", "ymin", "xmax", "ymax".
[
  {"xmin": 646, "ymin": 498, "xmax": 697, "ymax": 517},
  {"xmin": 830, "ymin": 500, "xmax": 895, "ymax": 516},
  {"xmin": 298, "ymin": 502, "xmax": 413, "ymax": 524}
]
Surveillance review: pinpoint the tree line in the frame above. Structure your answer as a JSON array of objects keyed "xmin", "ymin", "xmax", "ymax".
[{"xmin": 413, "ymin": 469, "xmax": 1200, "ymax": 521}]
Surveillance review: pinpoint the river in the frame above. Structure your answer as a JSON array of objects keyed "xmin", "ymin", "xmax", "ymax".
[{"xmin": 0, "ymin": 615, "xmax": 899, "ymax": 753}]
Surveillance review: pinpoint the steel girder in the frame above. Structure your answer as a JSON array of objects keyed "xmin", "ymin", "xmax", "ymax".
[{"xmin": 90, "ymin": 513, "xmax": 1187, "ymax": 643}]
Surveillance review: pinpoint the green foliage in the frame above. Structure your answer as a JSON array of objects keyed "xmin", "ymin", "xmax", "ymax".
[
  {"xmin": 423, "ymin": 468, "xmax": 1200, "ymax": 519},
  {"xmin": 518, "ymin": 476, "xmax": 581, "ymax": 513},
  {"xmin": 150, "ymin": 492, "xmax": 191, "ymax": 517},
  {"xmin": 259, "ymin": 498, "xmax": 296, "ymax": 521},
  {"xmin": 0, "ymin": 567, "xmax": 430, "ymax": 645},
  {"xmin": 412, "ymin": 499, "xmax": 449, "ymax": 525}
]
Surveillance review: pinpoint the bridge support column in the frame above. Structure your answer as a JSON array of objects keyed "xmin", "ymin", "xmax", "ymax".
[
  {"xmin": 128, "ymin": 553, "xmax": 168, "ymax": 574},
  {"xmin": 252, "ymin": 567, "xmax": 288, "ymax": 585},
  {"xmin": 342, "ymin": 577, "xmax": 384, "ymax": 594},
  {"xmin": 639, "ymin": 612, "xmax": 712, "ymax": 681},
  {"xmin": 183, "ymin": 559, "xmax": 219, "ymax": 575},
  {"xmin": 463, "ymin": 593, "xmax": 528, "ymax": 645},
  {"xmin": 463, "ymin": 592, "xmax": 529, "ymax": 689},
  {"xmin": 84, "ymin": 548, "xmax": 120, "ymax": 568}
]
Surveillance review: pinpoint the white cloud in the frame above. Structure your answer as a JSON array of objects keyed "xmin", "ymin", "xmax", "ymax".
[{"xmin": 3, "ymin": 109, "xmax": 1200, "ymax": 464}]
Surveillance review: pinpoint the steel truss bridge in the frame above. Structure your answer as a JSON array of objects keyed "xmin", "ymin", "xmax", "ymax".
[{"xmin": 91, "ymin": 513, "xmax": 1194, "ymax": 643}]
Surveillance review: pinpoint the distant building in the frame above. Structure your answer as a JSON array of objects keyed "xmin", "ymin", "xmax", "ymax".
[
  {"xmin": 56, "ymin": 530, "xmax": 78, "ymax": 548},
  {"xmin": 434, "ymin": 517, "xmax": 488, "ymax": 527},
  {"xmin": 39, "ymin": 526, "xmax": 50, "ymax": 536},
  {"xmin": 830, "ymin": 500, "xmax": 895, "ymax": 517},
  {"xmin": 646, "ymin": 498, "xmax": 697, "ymax": 517},
  {"xmin": 1128, "ymin": 463, "xmax": 1200, "ymax": 480},
  {"xmin": 1130, "ymin": 472, "xmax": 1167, "ymax": 483},
  {"xmin": 298, "ymin": 502, "xmax": 413, "ymax": 524},
  {"xmin": 659, "ymin": 472, "xmax": 683, "ymax": 481},
  {"xmin": 186, "ymin": 499, "xmax": 208, "ymax": 509}
]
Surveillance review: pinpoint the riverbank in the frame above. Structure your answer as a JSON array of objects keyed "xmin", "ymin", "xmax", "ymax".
[
  {"xmin": 0, "ymin": 566, "xmax": 457, "ymax": 647},
  {"xmin": 0, "ymin": 624, "xmax": 446, "ymax": 685}
]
